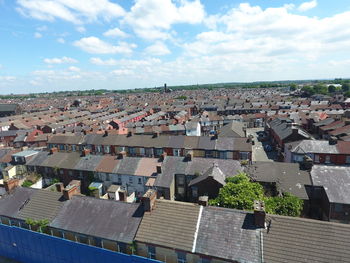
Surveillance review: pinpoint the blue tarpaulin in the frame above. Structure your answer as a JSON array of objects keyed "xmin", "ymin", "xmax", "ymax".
[{"xmin": 0, "ymin": 224, "xmax": 159, "ymax": 263}]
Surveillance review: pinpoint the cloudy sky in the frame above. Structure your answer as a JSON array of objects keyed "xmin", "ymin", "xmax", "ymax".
[{"xmin": 1, "ymin": 0, "xmax": 350, "ymax": 94}]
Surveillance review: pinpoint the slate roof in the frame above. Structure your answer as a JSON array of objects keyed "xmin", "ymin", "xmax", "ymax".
[
  {"xmin": 189, "ymin": 164, "xmax": 226, "ymax": 187},
  {"xmin": 311, "ymin": 165, "xmax": 350, "ymax": 204},
  {"xmin": 195, "ymin": 206, "xmax": 261, "ymax": 263},
  {"xmin": 135, "ymin": 199, "xmax": 200, "ymax": 251},
  {"xmin": 0, "ymin": 187, "xmax": 36, "ymax": 218},
  {"xmin": 155, "ymin": 156, "xmax": 242, "ymax": 189},
  {"xmin": 246, "ymin": 162, "xmax": 311, "ymax": 200},
  {"xmin": 286, "ymin": 140, "xmax": 338, "ymax": 154},
  {"xmin": 263, "ymin": 214, "xmax": 350, "ymax": 263},
  {"xmin": 218, "ymin": 121, "xmax": 246, "ymax": 138},
  {"xmin": 0, "ymin": 104, "xmax": 18, "ymax": 112},
  {"xmin": 48, "ymin": 134, "xmax": 252, "ymax": 152},
  {"xmin": 50, "ymin": 196, "xmax": 143, "ymax": 243},
  {"xmin": 17, "ymin": 189, "xmax": 66, "ymax": 221}
]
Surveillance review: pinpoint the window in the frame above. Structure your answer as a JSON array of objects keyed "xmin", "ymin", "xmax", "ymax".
[
  {"xmin": 96, "ymin": 145, "xmax": 102, "ymax": 153},
  {"xmin": 334, "ymin": 203, "xmax": 343, "ymax": 213},
  {"xmin": 239, "ymin": 152, "xmax": 249, "ymax": 160},
  {"xmin": 346, "ymin": 156, "xmax": 350, "ymax": 164},
  {"xmin": 177, "ymin": 187, "xmax": 185, "ymax": 195},
  {"xmin": 106, "ymin": 173, "xmax": 110, "ymax": 181},
  {"xmin": 129, "ymin": 147, "xmax": 136, "ymax": 156},
  {"xmin": 72, "ymin": 145, "xmax": 76, "ymax": 151},
  {"xmin": 325, "ymin": 155, "xmax": 331, "ymax": 164},
  {"xmin": 118, "ymin": 243, "xmax": 127, "ymax": 253},
  {"xmin": 59, "ymin": 144, "xmax": 65, "ymax": 150},
  {"xmin": 68, "ymin": 170, "xmax": 73, "ymax": 176},
  {"xmin": 205, "ymin": 150, "xmax": 214, "ymax": 158},
  {"xmin": 199, "ymin": 258, "xmax": 211, "ymax": 263},
  {"xmin": 177, "ymin": 252, "xmax": 187, "ymax": 263},
  {"xmin": 314, "ymin": 154, "xmax": 320, "ymax": 163},
  {"xmin": 129, "ymin": 176, "xmax": 133, "ymax": 185},
  {"xmin": 139, "ymin": 148, "xmax": 145, "ymax": 156},
  {"xmin": 104, "ymin": 145, "xmax": 110, "ymax": 154},
  {"xmin": 148, "ymin": 246, "xmax": 156, "ymax": 259},
  {"xmin": 60, "ymin": 170, "xmax": 64, "ymax": 175},
  {"xmin": 192, "ymin": 186, "xmax": 198, "ymax": 198},
  {"xmin": 138, "ymin": 177, "xmax": 142, "ymax": 185},
  {"xmin": 173, "ymin": 149, "xmax": 181, "ymax": 156},
  {"xmin": 177, "ymin": 175, "xmax": 185, "ymax": 186},
  {"xmin": 219, "ymin": 151, "xmax": 227, "ymax": 159},
  {"xmin": 118, "ymin": 175, "xmax": 122, "ymax": 184},
  {"xmin": 154, "ymin": 148, "xmax": 163, "ymax": 157}
]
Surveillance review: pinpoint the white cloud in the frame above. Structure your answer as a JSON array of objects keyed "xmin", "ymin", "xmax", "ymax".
[
  {"xmin": 74, "ymin": 36, "xmax": 136, "ymax": 54},
  {"xmin": 57, "ymin": 37, "xmax": 65, "ymax": 44},
  {"xmin": 90, "ymin": 57, "xmax": 118, "ymax": 66},
  {"xmin": 36, "ymin": 25, "xmax": 47, "ymax": 31},
  {"xmin": 68, "ymin": 66, "xmax": 81, "ymax": 72},
  {"xmin": 44, "ymin": 56, "xmax": 78, "ymax": 64},
  {"xmin": 298, "ymin": 0, "xmax": 317, "ymax": 12},
  {"xmin": 123, "ymin": 0, "xmax": 205, "ymax": 40},
  {"xmin": 16, "ymin": 0, "xmax": 125, "ymax": 24},
  {"xmin": 103, "ymin": 27, "xmax": 128, "ymax": 38},
  {"xmin": 0, "ymin": 76, "xmax": 16, "ymax": 81},
  {"xmin": 34, "ymin": 32, "xmax": 42, "ymax": 38},
  {"xmin": 145, "ymin": 42, "xmax": 171, "ymax": 56},
  {"xmin": 76, "ymin": 26, "xmax": 86, "ymax": 33},
  {"xmin": 111, "ymin": 69, "xmax": 133, "ymax": 76}
]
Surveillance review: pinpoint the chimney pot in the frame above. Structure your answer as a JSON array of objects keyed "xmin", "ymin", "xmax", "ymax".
[
  {"xmin": 142, "ymin": 189, "xmax": 157, "ymax": 212},
  {"xmin": 198, "ymin": 196, "xmax": 209, "ymax": 206},
  {"xmin": 254, "ymin": 200, "xmax": 266, "ymax": 228}
]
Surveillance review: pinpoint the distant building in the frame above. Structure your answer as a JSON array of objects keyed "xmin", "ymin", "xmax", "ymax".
[{"xmin": 0, "ymin": 104, "xmax": 21, "ymax": 117}]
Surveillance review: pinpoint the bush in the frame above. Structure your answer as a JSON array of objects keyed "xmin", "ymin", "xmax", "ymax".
[
  {"xmin": 22, "ymin": 180, "xmax": 34, "ymax": 187},
  {"xmin": 265, "ymin": 193, "xmax": 304, "ymax": 217},
  {"xmin": 210, "ymin": 173, "xmax": 304, "ymax": 217}
]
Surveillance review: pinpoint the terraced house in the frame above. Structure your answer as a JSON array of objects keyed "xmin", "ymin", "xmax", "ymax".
[{"xmin": 47, "ymin": 133, "xmax": 252, "ymax": 161}]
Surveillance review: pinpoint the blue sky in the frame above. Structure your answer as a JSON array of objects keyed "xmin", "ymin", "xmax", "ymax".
[{"xmin": 1, "ymin": 0, "xmax": 350, "ymax": 94}]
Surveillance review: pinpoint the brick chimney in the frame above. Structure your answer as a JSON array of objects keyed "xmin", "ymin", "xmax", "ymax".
[
  {"xmin": 160, "ymin": 152, "xmax": 167, "ymax": 162},
  {"xmin": 142, "ymin": 189, "xmax": 157, "ymax": 212},
  {"xmin": 185, "ymin": 151, "xmax": 193, "ymax": 162},
  {"xmin": 55, "ymin": 182, "xmax": 64, "ymax": 192},
  {"xmin": 63, "ymin": 180, "xmax": 81, "ymax": 200},
  {"xmin": 50, "ymin": 147, "xmax": 58, "ymax": 154},
  {"xmin": 198, "ymin": 196, "xmax": 209, "ymax": 206},
  {"xmin": 82, "ymin": 148, "xmax": 91, "ymax": 157},
  {"xmin": 4, "ymin": 178, "xmax": 19, "ymax": 193},
  {"xmin": 254, "ymin": 200, "xmax": 266, "ymax": 228},
  {"xmin": 118, "ymin": 151, "xmax": 126, "ymax": 159}
]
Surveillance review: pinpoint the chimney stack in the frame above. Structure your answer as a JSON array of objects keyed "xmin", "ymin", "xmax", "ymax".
[
  {"xmin": 4, "ymin": 178, "xmax": 19, "ymax": 193},
  {"xmin": 186, "ymin": 152, "xmax": 193, "ymax": 162},
  {"xmin": 198, "ymin": 196, "xmax": 209, "ymax": 206},
  {"xmin": 328, "ymin": 136, "xmax": 338, "ymax": 145},
  {"xmin": 141, "ymin": 189, "xmax": 157, "ymax": 212},
  {"xmin": 118, "ymin": 151, "xmax": 127, "ymax": 159},
  {"xmin": 160, "ymin": 152, "xmax": 167, "ymax": 162},
  {"xmin": 50, "ymin": 147, "xmax": 58, "ymax": 154},
  {"xmin": 254, "ymin": 200, "xmax": 266, "ymax": 228},
  {"xmin": 55, "ymin": 182, "xmax": 64, "ymax": 192},
  {"xmin": 63, "ymin": 180, "xmax": 81, "ymax": 200},
  {"xmin": 82, "ymin": 148, "xmax": 91, "ymax": 157}
]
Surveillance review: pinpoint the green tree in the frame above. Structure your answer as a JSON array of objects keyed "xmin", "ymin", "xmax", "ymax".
[
  {"xmin": 209, "ymin": 173, "xmax": 264, "ymax": 210},
  {"xmin": 209, "ymin": 173, "xmax": 304, "ymax": 217},
  {"xmin": 328, "ymin": 85, "xmax": 336, "ymax": 93},
  {"xmin": 342, "ymin": 83, "xmax": 350, "ymax": 92},
  {"xmin": 265, "ymin": 193, "xmax": 303, "ymax": 217},
  {"xmin": 289, "ymin": 84, "xmax": 297, "ymax": 91}
]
